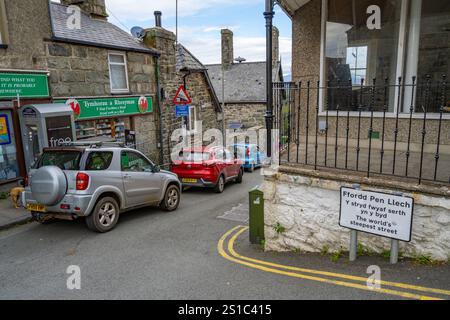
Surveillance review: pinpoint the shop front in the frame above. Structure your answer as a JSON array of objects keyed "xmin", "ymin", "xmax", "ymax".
[
  {"xmin": 0, "ymin": 70, "xmax": 51, "ymax": 185},
  {"xmin": 55, "ymin": 96, "xmax": 153, "ymax": 148}
]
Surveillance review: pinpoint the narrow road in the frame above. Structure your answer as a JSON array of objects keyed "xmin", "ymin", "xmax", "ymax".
[{"xmin": 0, "ymin": 172, "xmax": 447, "ymax": 300}]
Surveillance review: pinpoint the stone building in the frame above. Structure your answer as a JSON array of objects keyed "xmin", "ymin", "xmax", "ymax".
[
  {"xmin": 261, "ymin": 0, "xmax": 450, "ymax": 261},
  {"xmin": 0, "ymin": 0, "xmax": 159, "ymax": 189},
  {"xmin": 143, "ymin": 15, "xmax": 222, "ymax": 166},
  {"xmin": 48, "ymin": 1, "xmax": 161, "ymax": 162},
  {"xmin": 0, "ymin": 0, "xmax": 57, "ymax": 186},
  {"xmin": 205, "ymin": 28, "xmax": 283, "ymax": 130}
]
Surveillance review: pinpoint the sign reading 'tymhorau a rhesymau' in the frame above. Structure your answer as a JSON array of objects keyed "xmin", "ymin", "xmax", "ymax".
[{"xmin": 339, "ymin": 187, "xmax": 414, "ymax": 242}]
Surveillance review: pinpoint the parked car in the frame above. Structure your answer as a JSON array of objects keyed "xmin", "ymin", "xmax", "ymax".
[
  {"xmin": 231, "ymin": 143, "xmax": 265, "ymax": 172},
  {"xmin": 22, "ymin": 142, "xmax": 181, "ymax": 233},
  {"xmin": 170, "ymin": 147, "xmax": 244, "ymax": 193}
]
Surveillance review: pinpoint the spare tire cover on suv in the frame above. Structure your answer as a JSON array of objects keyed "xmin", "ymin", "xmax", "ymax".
[{"xmin": 30, "ymin": 166, "xmax": 68, "ymax": 206}]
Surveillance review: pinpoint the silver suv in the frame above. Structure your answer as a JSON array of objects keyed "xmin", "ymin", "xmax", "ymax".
[{"xmin": 22, "ymin": 142, "xmax": 181, "ymax": 233}]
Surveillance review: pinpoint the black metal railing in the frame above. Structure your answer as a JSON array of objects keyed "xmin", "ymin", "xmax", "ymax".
[{"xmin": 273, "ymin": 76, "xmax": 449, "ymax": 184}]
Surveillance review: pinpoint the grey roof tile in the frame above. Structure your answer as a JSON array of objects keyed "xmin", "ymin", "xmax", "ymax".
[
  {"xmin": 205, "ymin": 61, "xmax": 282, "ymax": 103},
  {"xmin": 176, "ymin": 44, "xmax": 205, "ymax": 71},
  {"xmin": 50, "ymin": 3, "xmax": 157, "ymax": 55}
]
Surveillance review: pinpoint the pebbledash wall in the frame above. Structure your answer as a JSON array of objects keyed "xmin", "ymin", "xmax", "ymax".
[{"xmin": 262, "ymin": 168, "xmax": 450, "ymax": 261}]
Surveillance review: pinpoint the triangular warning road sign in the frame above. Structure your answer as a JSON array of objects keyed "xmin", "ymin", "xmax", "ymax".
[{"xmin": 173, "ymin": 85, "xmax": 192, "ymax": 105}]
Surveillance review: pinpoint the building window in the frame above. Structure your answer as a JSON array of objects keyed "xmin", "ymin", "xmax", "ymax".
[
  {"xmin": 321, "ymin": 0, "xmax": 450, "ymax": 114},
  {"xmin": 323, "ymin": 0, "xmax": 402, "ymax": 112},
  {"xmin": 0, "ymin": 0, "xmax": 9, "ymax": 46},
  {"xmin": 0, "ymin": 111, "xmax": 19, "ymax": 182},
  {"xmin": 406, "ymin": 1, "xmax": 450, "ymax": 113},
  {"xmin": 108, "ymin": 53, "xmax": 129, "ymax": 93},
  {"xmin": 75, "ymin": 117, "xmax": 131, "ymax": 142}
]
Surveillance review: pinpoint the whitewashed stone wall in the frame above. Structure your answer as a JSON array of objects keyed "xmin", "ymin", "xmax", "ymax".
[{"xmin": 262, "ymin": 172, "xmax": 450, "ymax": 261}]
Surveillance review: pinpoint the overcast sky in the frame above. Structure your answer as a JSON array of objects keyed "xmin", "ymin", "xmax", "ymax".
[{"xmin": 54, "ymin": 0, "xmax": 292, "ymax": 77}]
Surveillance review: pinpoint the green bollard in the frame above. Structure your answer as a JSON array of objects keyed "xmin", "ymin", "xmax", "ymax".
[{"xmin": 249, "ymin": 187, "xmax": 265, "ymax": 245}]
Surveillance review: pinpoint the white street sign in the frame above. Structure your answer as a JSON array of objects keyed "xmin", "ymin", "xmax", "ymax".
[{"xmin": 340, "ymin": 187, "xmax": 414, "ymax": 242}]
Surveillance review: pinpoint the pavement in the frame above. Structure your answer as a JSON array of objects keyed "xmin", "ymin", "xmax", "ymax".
[
  {"xmin": 0, "ymin": 197, "xmax": 31, "ymax": 231},
  {"xmin": 0, "ymin": 171, "xmax": 449, "ymax": 300}
]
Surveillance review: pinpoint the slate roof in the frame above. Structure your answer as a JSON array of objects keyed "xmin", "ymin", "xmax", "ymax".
[
  {"xmin": 176, "ymin": 44, "xmax": 205, "ymax": 71},
  {"xmin": 174, "ymin": 44, "xmax": 221, "ymax": 112},
  {"xmin": 50, "ymin": 2, "xmax": 157, "ymax": 55},
  {"xmin": 206, "ymin": 61, "xmax": 282, "ymax": 103}
]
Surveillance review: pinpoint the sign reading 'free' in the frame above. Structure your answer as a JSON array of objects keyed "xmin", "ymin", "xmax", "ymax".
[{"xmin": 339, "ymin": 187, "xmax": 414, "ymax": 242}]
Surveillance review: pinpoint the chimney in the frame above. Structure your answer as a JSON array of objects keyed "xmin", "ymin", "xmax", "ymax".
[
  {"xmin": 221, "ymin": 29, "xmax": 234, "ymax": 69},
  {"xmin": 154, "ymin": 11, "xmax": 162, "ymax": 27},
  {"xmin": 272, "ymin": 26, "xmax": 280, "ymax": 68},
  {"xmin": 61, "ymin": 0, "xmax": 108, "ymax": 20}
]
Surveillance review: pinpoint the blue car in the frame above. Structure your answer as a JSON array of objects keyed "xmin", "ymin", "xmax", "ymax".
[{"xmin": 231, "ymin": 144, "xmax": 265, "ymax": 172}]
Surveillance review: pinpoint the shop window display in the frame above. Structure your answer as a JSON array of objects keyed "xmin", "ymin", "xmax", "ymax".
[{"xmin": 0, "ymin": 111, "xmax": 19, "ymax": 182}]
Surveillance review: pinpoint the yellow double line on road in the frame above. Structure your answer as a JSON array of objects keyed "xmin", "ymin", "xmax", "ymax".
[{"xmin": 218, "ymin": 225, "xmax": 450, "ymax": 300}]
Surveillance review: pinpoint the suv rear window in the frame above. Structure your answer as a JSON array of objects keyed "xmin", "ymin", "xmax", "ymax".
[
  {"xmin": 36, "ymin": 151, "xmax": 82, "ymax": 170},
  {"xmin": 85, "ymin": 152, "xmax": 113, "ymax": 171}
]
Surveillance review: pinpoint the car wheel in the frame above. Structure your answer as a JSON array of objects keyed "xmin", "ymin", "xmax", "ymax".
[
  {"xmin": 214, "ymin": 175, "xmax": 225, "ymax": 193},
  {"xmin": 236, "ymin": 168, "xmax": 244, "ymax": 184},
  {"xmin": 160, "ymin": 185, "xmax": 181, "ymax": 211},
  {"xmin": 86, "ymin": 197, "xmax": 120, "ymax": 233}
]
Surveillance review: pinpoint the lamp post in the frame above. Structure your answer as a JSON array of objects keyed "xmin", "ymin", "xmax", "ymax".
[{"xmin": 264, "ymin": 0, "xmax": 275, "ymax": 158}]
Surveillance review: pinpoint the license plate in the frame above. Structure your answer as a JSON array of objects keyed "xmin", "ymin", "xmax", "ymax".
[
  {"xmin": 182, "ymin": 178, "xmax": 198, "ymax": 183},
  {"xmin": 27, "ymin": 203, "xmax": 46, "ymax": 213}
]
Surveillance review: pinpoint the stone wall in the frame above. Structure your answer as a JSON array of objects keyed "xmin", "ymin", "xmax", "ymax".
[
  {"xmin": 185, "ymin": 72, "xmax": 220, "ymax": 132},
  {"xmin": 262, "ymin": 169, "xmax": 450, "ymax": 261},
  {"xmin": 0, "ymin": 0, "xmax": 51, "ymax": 70},
  {"xmin": 224, "ymin": 103, "xmax": 266, "ymax": 130}
]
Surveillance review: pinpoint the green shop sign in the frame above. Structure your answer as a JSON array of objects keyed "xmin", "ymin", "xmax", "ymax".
[
  {"xmin": 0, "ymin": 73, "xmax": 49, "ymax": 98},
  {"xmin": 55, "ymin": 96, "xmax": 153, "ymax": 120}
]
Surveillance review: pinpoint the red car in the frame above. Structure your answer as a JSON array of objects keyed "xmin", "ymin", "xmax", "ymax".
[{"xmin": 171, "ymin": 147, "xmax": 244, "ymax": 193}]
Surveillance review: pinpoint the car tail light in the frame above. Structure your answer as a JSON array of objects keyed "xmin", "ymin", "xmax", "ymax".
[
  {"xmin": 23, "ymin": 175, "xmax": 29, "ymax": 187},
  {"xmin": 76, "ymin": 173, "xmax": 90, "ymax": 191}
]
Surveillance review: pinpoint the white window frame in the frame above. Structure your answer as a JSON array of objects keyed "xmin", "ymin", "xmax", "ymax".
[
  {"xmin": 318, "ymin": 0, "xmax": 448, "ymax": 119},
  {"xmin": 108, "ymin": 52, "xmax": 130, "ymax": 94},
  {"xmin": 187, "ymin": 105, "xmax": 197, "ymax": 134}
]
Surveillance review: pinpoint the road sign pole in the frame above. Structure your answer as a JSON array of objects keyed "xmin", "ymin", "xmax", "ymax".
[
  {"xmin": 390, "ymin": 239, "xmax": 399, "ymax": 264},
  {"xmin": 349, "ymin": 230, "xmax": 358, "ymax": 262}
]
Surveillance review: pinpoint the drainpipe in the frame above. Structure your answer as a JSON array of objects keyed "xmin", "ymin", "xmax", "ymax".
[
  {"xmin": 155, "ymin": 55, "xmax": 165, "ymax": 166},
  {"xmin": 264, "ymin": 0, "xmax": 275, "ymax": 158}
]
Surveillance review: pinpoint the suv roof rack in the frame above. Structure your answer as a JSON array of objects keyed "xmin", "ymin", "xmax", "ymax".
[{"xmin": 60, "ymin": 141, "xmax": 126, "ymax": 148}]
